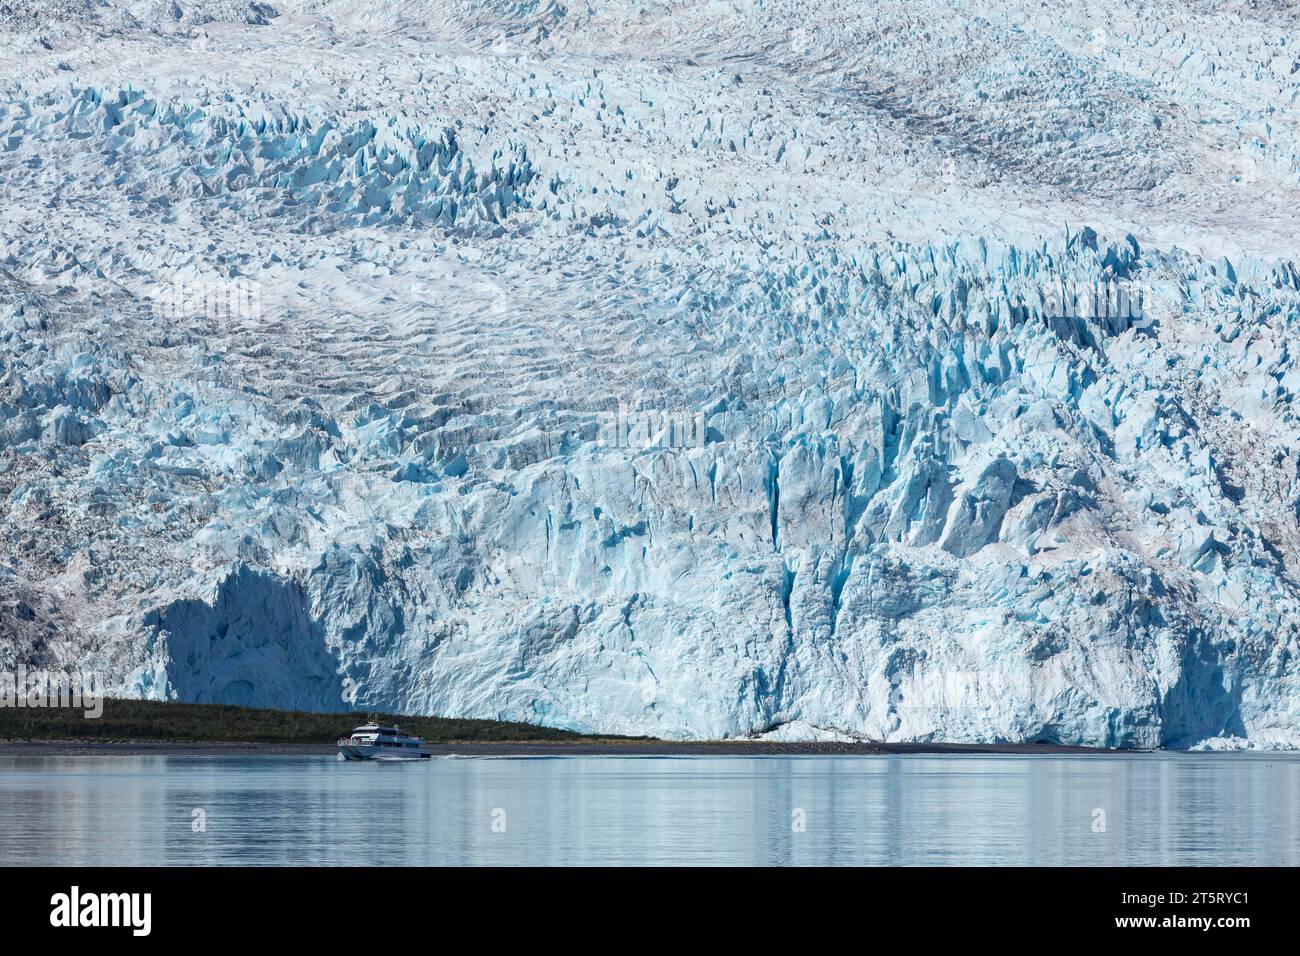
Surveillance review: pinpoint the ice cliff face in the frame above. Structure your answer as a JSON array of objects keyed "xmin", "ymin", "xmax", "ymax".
[{"xmin": 2, "ymin": 0, "xmax": 1300, "ymax": 747}]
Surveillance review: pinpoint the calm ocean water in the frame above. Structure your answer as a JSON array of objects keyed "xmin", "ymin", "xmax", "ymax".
[{"xmin": 1, "ymin": 753, "xmax": 1296, "ymax": 866}]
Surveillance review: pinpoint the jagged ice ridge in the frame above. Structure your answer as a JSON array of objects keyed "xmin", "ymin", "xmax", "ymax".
[{"xmin": 2, "ymin": 0, "xmax": 1300, "ymax": 748}]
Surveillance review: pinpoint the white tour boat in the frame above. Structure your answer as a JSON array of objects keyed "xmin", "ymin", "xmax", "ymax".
[{"xmin": 337, "ymin": 722, "xmax": 432, "ymax": 760}]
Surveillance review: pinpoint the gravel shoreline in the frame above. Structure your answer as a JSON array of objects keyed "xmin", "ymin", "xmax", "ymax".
[{"xmin": 0, "ymin": 739, "xmax": 1123, "ymax": 757}]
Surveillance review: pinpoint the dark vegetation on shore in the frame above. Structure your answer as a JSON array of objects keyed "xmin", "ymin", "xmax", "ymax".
[{"xmin": 0, "ymin": 698, "xmax": 646, "ymax": 744}]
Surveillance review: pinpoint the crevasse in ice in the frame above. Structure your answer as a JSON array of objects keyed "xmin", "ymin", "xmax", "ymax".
[{"xmin": 2, "ymin": 0, "xmax": 1299, "ymax": 747}]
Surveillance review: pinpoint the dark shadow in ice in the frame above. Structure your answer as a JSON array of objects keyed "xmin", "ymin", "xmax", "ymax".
[{"xmin": 143, "ymin": 565, "xmax": 345, "ymax": 712}]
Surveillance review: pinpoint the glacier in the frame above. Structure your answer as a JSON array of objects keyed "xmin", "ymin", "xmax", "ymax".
[{"xmin": 2, "ymin": 0, "xmax": 1300, "ymax": 747}]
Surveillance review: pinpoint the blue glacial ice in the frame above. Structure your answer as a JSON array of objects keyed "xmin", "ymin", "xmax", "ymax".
[{"xmin": 1, "ymin": 0, "xmax": 1300, "ymax": 747}]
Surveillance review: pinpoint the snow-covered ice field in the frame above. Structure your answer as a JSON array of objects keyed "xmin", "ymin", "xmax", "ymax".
[{"xmin": 2, "ymin": 0, "xmax": 1300, "ymax": 746}]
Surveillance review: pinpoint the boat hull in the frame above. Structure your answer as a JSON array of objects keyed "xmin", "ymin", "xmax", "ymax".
[{"xmin": 338, "ymin": 744, "xmax": 432, "ymax": 761}]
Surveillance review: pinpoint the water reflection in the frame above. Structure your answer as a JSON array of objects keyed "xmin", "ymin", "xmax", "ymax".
[{"xmin": 1, "ymin": 753, "xmax": 1296, "ymax": 866}]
